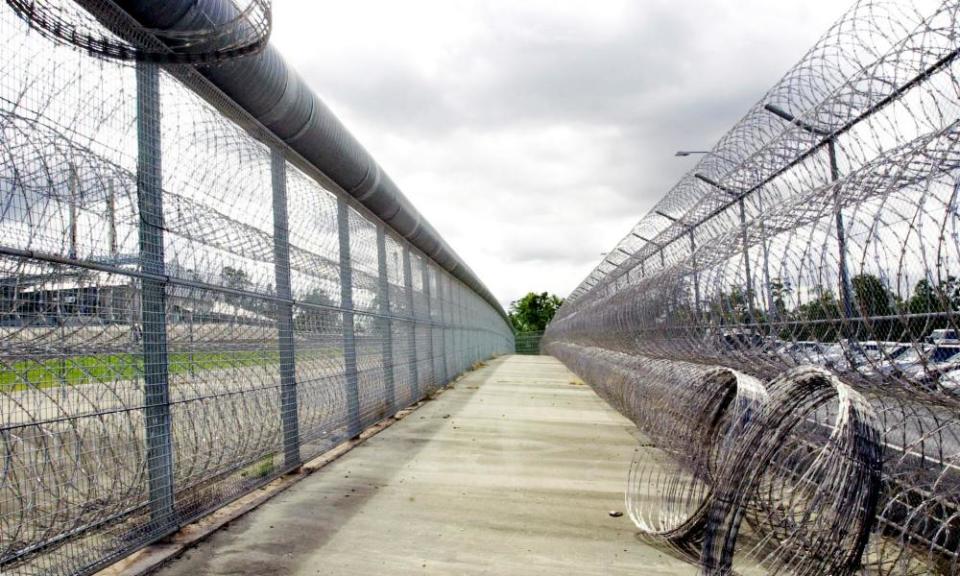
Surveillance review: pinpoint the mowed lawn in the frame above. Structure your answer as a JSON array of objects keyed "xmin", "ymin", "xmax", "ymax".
[{"xmin": 0, "ymin": 347, "xmax": 342, "ymax": 392}]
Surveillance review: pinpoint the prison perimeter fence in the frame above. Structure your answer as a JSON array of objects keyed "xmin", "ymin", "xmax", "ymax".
[
  {"xmin": 545, "ymin": 1, "xmax": 960, "ymax": 574},
  {"xmin": 0, "ymin": 2, "xmax": 513, "ymax": 575}
]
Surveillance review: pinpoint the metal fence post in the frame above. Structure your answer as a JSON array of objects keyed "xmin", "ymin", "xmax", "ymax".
[
  {"xmin": 337, "ymin": 197, "xmax": 361, "ymax": 438},
  {"xmin": 439, "ymin": 273, "xmax": 449, "ymax": 384},
  {"xmin": 689, "ymin": 231, "xmax": 702, "ymax": 320},
  {"xmin": 455, "ymin": 281, "xmax": 463, "ymax": 372},
  {"xmin": 376, "ymin": 224, "xmax": 396, "ymax": 412},
  {"xmin": 828, "ymin": 140, "xmax": 855, "ymax": 324},
  {"xmin": 467, "ymin": 295, "xmax": 473, "ymax": 360},
  {"xmin": 464, "ymin": 286, "xmax": 470, "ymax": 367},
  {"xmin": 136, "ymin": 61, "xmax": 175, "ymax": 526},
  {"xmin": 763, "ymin": 104, "xmax": 853, "ymax": 330},
  {"xmin": 695, "ymin": 173, "xmax": 757, "ymax": 322},
  {"xmin": 654, "ymin": 211, "xmax": 702, "ymax": 322},
  {"xmin": 271, "ymin": 148, "xmax": 300, "ymax": 469},
  {"xmin": 471, "ymin": 301, "xmax": 477, "ymax": 359},
  {"xmin": 421, "ymin": 262, "xmax": 434, "ymax": 388},
  {"xmin": 402, "ymin": 246, "xmax": 419, "ymax": 399},
  {"xmin": 737, "ymin": 197, "xmax": 757, "ymax": 320}
]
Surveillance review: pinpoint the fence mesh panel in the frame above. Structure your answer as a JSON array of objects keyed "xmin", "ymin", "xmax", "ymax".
[{"xmin": 0, "ymin": 3, "xmax": 512, "ymax": 575}]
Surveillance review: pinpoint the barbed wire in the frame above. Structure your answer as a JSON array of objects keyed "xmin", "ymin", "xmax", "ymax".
[
  {"xmin": 0, "ymin": 3, "xmax": 512, "ymax": 575},
  {"xmin": 546, "ymin": 0, "xmax": 960, "ymax": 574},
  {"xmin": 5, "ymin": 0, "xmax": 272, "ymax": 63}
]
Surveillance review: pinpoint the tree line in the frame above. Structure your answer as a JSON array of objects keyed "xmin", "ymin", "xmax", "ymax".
[
  {"xmin": 508, "ymin": 292, "xmax": 563, "ymax": 333},
  {"xmin": 708, "ymin": 273, "xmax": 960, "ymax": 342}
]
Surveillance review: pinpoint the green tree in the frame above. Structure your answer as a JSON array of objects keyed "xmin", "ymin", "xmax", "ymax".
[
  {"xmin": 221, "ymin": 266, "xmax": 250, "ymax": 292},
  {"xmin": 220, "ymin": 265, "xmax": 251, "ymax": 309},
  {"xmin": 707, "ymin": 285, "xmax": 754, "ymax": 326},
  {"xmin": 909, "ymin": 278, "xmax": 941, "ymax": 314},
  {"xmin": 792, "ymin": 287, "xmax": 841, "ymax": 342},
  {"xmin": 769, "ymin": 277, "xmax": 793, "ymax": 319},
  {"xmin": 851, "ymin": 273, "xmax": 898, "ymax": 340},
  {"xmin": 906, "ymin": 276, "xmax": 960, "ymax": 341},
  {"xmin": 852, "ymin": 274, "xmax": 894, "ymax": 317},
  {"xmin": 509, "ymin": 292, "xmax": 563, "ymax": 332},
  {"xmin": 909, "ymin": 276, "xmax": 960, "ymax": 314},
  {"xmin": 294, "ymin": 288, "xmax": 339, "ymax": 332}
]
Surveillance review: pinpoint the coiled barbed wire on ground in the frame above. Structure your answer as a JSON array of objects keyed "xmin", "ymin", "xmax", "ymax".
[{"xmin": 546, "ymin": 0, "xmax": 960, "ymax": 574}]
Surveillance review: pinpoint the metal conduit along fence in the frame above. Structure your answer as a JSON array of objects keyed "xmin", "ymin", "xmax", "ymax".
[
  {"xmin": 0, "ymin": 2, "xmax": 513, "ymax": 575},
  {"xmin": 545, "ymin": 0, "xmax": 960, "ymax": 574}
]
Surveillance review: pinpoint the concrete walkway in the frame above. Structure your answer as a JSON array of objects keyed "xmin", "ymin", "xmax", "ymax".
[{"xmin": 156, "ymin": 355, "xmax": 695, "ymax": 576}]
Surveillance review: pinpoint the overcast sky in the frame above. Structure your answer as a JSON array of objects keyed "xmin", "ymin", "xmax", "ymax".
[{"xmin": 272, "ymin": 1, "xmax": 848, "ymax": 309}]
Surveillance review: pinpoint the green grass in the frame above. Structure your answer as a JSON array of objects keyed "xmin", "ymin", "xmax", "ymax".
[
  {"xmin": 240, "ymin": 454, "xmax": 276, "ymax": 479},
  {"xmin": 0, "ymin": 347, "xmax": 339, "ymax": 392}
]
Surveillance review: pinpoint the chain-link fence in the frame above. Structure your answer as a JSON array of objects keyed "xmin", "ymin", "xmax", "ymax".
[
  {"xmin": 546, "ymin": 1, "xmax": 960, "ymax": 574},
  {"xmin": 513, "ymin": 331, "xmax": 544, "ymax": 355},
  {"xmin": 0, "ymin": 3, "xmax": 513, "ymax": 575}
]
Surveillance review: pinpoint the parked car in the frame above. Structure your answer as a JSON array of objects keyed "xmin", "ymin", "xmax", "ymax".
[
  {"xmin": 937, "ymin": 368, "xmax": 960, "ymax": 393},
  {"xmin": 820, "ymin": 343, "xmax": 847, "ymax": 367},
  {"xmin": 777, "ymin": 341, "xmax": 831, "ymax": 365},
  {"xmin": 715, "ymin": 329, "xmax": 767, "ymax": 352},
  {"xmin": 833, "ymin": 341, "xmax": 911, "ymax": 372},
  {"xmin": 860, "ymin": 344, "xmax": 931, "ymax": 378},
  {"xmin": 855, "ymin": 341, "xmax": 909, "ymax": 358},
  {"xmin": 868, "ymin": 343, "xmax": 960, "ymax": 384},
  {"xmin": 926, "ymin": 329, "xmax": 960, "ymax": 344},
  {"xmin": 917, "ymin": 344, "xmax": 960, "ymax": 383}
]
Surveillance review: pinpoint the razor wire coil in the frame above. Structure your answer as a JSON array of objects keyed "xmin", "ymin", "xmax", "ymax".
[{"xmin": 546, "ymin": 1, "xmax": 960, "ymax": 574}]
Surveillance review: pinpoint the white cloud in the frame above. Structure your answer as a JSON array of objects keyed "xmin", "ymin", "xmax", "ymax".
[{"xmin": 272, "ymin": 0, "xmax": 848, "ymax": 308}]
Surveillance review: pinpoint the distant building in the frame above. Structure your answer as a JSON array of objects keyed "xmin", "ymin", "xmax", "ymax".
[{"xmin": 0, "ymin": 257, "xmax": 272, "ymax": 327}]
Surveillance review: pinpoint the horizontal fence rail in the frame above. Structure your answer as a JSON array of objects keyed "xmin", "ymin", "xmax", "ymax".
[
  {"xmin": 0, "ymin": 3, "xmax": 513, "ymax": 575},
  {"xmin": 546, "ymin": 1, "xmax": 960, "ymax": 574}
]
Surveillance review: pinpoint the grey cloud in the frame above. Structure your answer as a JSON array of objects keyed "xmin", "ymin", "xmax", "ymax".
[{"xmin": 274, "ymin": 0, "xmax": 847, "ymax": 303}]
